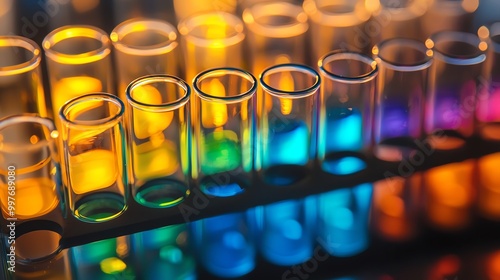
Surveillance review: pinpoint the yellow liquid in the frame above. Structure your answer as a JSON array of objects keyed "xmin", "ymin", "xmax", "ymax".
[
  {"xmin": 1, "ymin": 177, "xmax": 58, "ymax": 219},
  {"xmin": 133, "ymin": 139, "xmax": 179, "ymax": 181},
  {"xmin": 131, "ymin": 85, "xmax": 173, "ymax": 139},
  {"xmin": 69, "ymin": 149, "xmax": 119, "ymax": 194},
  {"xmin": 52, "ymin": 76, "xmax": 102, "ymax": 116}
]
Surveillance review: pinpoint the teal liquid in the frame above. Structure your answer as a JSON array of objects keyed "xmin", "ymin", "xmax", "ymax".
[
  {"xmin": 263, "ymin": 121, "xmax": 310, "ymax": 186},
  {"xmin": 321, "ymin": 108, "xmax": 367, "ymax": 175}
]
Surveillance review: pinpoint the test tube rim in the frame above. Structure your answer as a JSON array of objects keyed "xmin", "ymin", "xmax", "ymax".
[
  {"xmin": 302, "ymin": 0, "xmax": 371, "ymax": 27},
  {"xmin": 110, "ymin": 18, "xmax": 179, "ymax": 56},
  {"xmin": 193, "ymin": 67, "xmax": 257, "ymax": 104},
  {"xmin": 259, "ymin": 63, "xmax": 321, "ymax": 99},
  {"xmin": 177, "ymin": 11, "xmax": 245, "ymax": 48},
  {"xmin": 59, "ymin": 93, "xmax": 125, "ymax": 130},
  {"xmin": 42, "ymin": 25, "xmax": 111, "ymax": 65},
  {"xmin": 318, "ymin": 50, "xmax": 378, "ymax": 84},
  {"xmin": 0, "ymin": 114, "xmax": 58, "ymax": 153},
  {"xmin": 428, "ymin": 31, "xmax": 486, "ymax": 66},
  {"xmin": 126, "ymin": 74, "xmax": 191, "ymax": 111},
  {"xmin": 373, "ymin": 38, "xmax": 433, "ymax": 72},
  {"xmin": 242, "ymin": 1, "xmax": 309, "ymax": 39},
  {"xmin": 0, "ymin": 36, "xmax": 42, "ymax": 76}
]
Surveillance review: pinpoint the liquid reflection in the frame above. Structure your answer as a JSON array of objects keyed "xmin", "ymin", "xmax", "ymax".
[
  {"xmin": 190, "ymin": 211, "xmax": 256, "ymax": 278},
  {"xmin": 317, "ymin": 183, "xmax": 373, "ymax": 257},
  {"xmin": 257, "ymin": 197, "xmax": 316, "ymax": 266}
]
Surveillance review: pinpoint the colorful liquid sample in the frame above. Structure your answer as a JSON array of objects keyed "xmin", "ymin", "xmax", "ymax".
[
  {"xmin": 317, "ymin": 183, "xmax": 372, "ymax": 257},
  {"xmin": 262, "ymin": 120, "xmax": 310, "ymax": 185},
  {"xmin": 68, "ymin": 149, "xmax": 126, "ymax": 222},
  {"xmin": 321, "ymin": 107, "xmax": 366, "ymax": 175},
  {"xmin": 0, "ymin": 177, "xmax": 59, "ymax": 220},
  {"xmin": 192, "ymin": 212, "xmax": 255, "ymax": 278},
  {"xmin": 199, "ymin": 130, "xmax": 246, "ymax": 197},
  {"xmin": 477, "ymin": 82, "xmax": 500, "ymax": 140},
  {"xmin": 260, "ymin": 199, "xmax": 314, "ymax": 266}
]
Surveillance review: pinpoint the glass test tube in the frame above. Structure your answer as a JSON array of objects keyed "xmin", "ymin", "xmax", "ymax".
[
  {"xmin": 0, "ymin": 115, "xmax": 62, "ymax": 221},
  {"xmin": 425, "ymin": 31, "xmax": 486, "ymax": 150},
  {"xmin": 43, "ymin": 25, "xmax": 114, "ymax": 128},
  {"xmin": 317, "ymin": 51, "xmax": 377, "ymax": 175},
  {"xmin": 13, "ymin": 249, "xmax": 73, "ymax": 280},
  {"xmin": 422, "ymin": 0, "xmax": 478, "ymax": 39},
  {"xmin": 178, "ymin": 11, "xmax": 246, "ymax": 84},
  {"xmin": 259, "ymin": 64, "xmax": 320, "ymax": 186},
  {"xmin": 0, "ymin": 36, "xmax": 46, "ymax": 119},
  {"xmin": 126, "ymin": 75, "xmax": 191, "ymax": 208},
  {"xmin": 242, "ymin": 1, "xmax": 308, "ymax": 72},
  {"xmin": 111, "ymin": 18, "xmax": 182, "ymax": 102},
  {"xmin": 317, "ymin": 183, "xmax": 372, "ymax": 257},
  {"xmin": 371, "ymin": 0, "xmax": 429, "ymax": 42},
  {"xmin": 373, "ymin": 38, "xmax": 432, "ymax": 162},
  {"xmin": 242, "ymin": 1, "xmax": 309, "ymax": 171},
  {"xmin": 192, "ymin": 68, "xmax": 256, "ymax": 197},
  {"xmin": 302, "ymin": 0, "xmax": 373, "ymax": 58},
  {"xmin": 59, "ymin": 93, "xmax": 128, "ymax": 223},
  {"xmin": 477, "ymin": 22, "xmax": 500, "ymax": 141}
]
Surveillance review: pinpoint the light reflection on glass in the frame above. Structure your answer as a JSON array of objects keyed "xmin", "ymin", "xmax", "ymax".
[
  {"xmin": 423, "ymin": 160, "xmax": 475, "ymax": 231},
  {"xmin": 372, "ymin": 175, "xmax": 422, "ymax": 242},
  {"xmin": 190, "ymin": 211, "xmax": 256, "ymax": 278},
  {"xmin": 317, "ymin": 183, "xmax": 372, "ymax": 257},
  {"xmin": 258, "ymin": 197, "xmax": 316, "ymax": 266},
  {"xmin": 70, "ymin": 236, "xmax": 134, "ymax": 279},
  {"xmin": 131, "ymin": 225, "xmax": 196, "ymax": 280}
]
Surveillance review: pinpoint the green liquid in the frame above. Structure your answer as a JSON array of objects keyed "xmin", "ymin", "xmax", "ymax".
[
  {"xmin": 74, "ymin": 192, "xmax": 127, "ymax": 223},
  {"xmin": 135, "ymin": 179, "xmax": 189, "ymax": 208}
]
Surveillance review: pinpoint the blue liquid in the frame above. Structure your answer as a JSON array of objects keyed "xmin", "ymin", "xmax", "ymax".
[
  {"xmin": 260, "ymin": 200, "xmax": 313, "ymax": 266},
  {"xmin": 192, "ymin": 213, "xmax": 255, "ymax": 278},
  {"xmin": 266, "ymin": 120, "xmax": 309, "ymax": 166},
  {"xmin": 321, "ymin": 108, "xmax": 367, "ymax": 175},
  {"xmin": 325, "ymin": 107, "xmax": 363, "ymax": 152},
  {"xmin": 317, "ymin": 184, "xmax": 372, "ymax": 257}
]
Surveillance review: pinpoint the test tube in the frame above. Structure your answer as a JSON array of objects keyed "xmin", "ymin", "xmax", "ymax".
[
  {"xmin": 111, "ymin": 18, "xmax": 182, "ymax": 102},
  {"xmin": 0, "ymin": 115, "xmax": 62, "ymax": 221},
  {"xmin": 302, "ymin": 0, "xmax": 373, "ymax": 58},
  {"xmin": 259, "ymin": 63, "xmax": 320, "ymax": 185},
  {"xmin": 59, "ymin": 93, "xmax": 128, "ymax": 223},
  {"xmin": 372, "ymin": 38, "xmax": 432, "ymax": 161},
  {"xmin": 192, "ymin": 68, "xmax": 256, "ymax": 196},
  {"xmin": 317, "ymin": 51, "xmax": 377, "ymax": 175},
  {"xmin": 371, "ymin": 0, "xmax": 429, "ymax": 42},
  {"xmin": 0, "ymin": 36, "xmax": 47, "ymax": 119},
  {"xmin": 425, "ymin": 31, "xmax": 486, "ymax": 150},
  {"xmin": 177, "ymin": 11, "xmax": 246, "ymax": 84},
  {"xmin": 422, "ymin": 0, "xmax": 478, "ymax": 39},
  {"xmin": 43, "ymin": 25, "xmax": 114, "ymax": 129},
  {"xmin": 125, "ymin": 75, "xmax": 191, "ymax": 208},
  {"xmin": 477, "ymin": 22, "xmax": 500, "ymax": 141}
]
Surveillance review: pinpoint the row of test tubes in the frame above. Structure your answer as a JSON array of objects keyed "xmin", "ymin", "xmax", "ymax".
[{"xmin": 0, "ymin": 0, "xmax": 499, "ymax": 270}]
